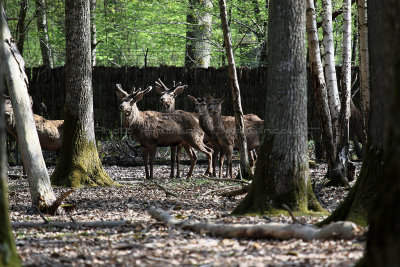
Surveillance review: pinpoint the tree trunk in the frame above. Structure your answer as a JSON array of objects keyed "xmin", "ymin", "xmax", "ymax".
[
  {"xmin": 357, "ymin": 0, "xmax": 400, "ymax": 265},
  {"xmin": 0, "ymin": 7, "xmax": 21, "ymax": 263},
  {"xmin": 1, "ymin": 5, "xmax": 57, "ymax": 211},
  {"xmin": 218, "ymin": 0, "xmax": 252, "ymax": 180},
  {"xmin": 90, "ymin": 0, "xmax": 97, "ymax": 66},
  {"xmin": 185, "ymin": 0, "xmax": 212, "ymax": 68},
  {"xmin": 329, "ymin": 0, "xmax": 352, "ymax": 186},
  {"xmin": 233, "ymin": 0, "xmax": 323, "ymax": 215},
  {"xmin": 50, "ymin": 0, "xmax": 114, "ymax": 187},
  {"xmin": 321, "ymin": 0, "xmax": 340, "ymax": 141},
  {"xmin": 34, "ymin": 0, "xmax": 53, "ymax": 68},
  {"xmin": 305, "ymin": 0, "xmax": 336, "ymax": 177},
  {"xmin": 358, "ymin": 0, "xmax": 369, "ymax": 144},
  {"xmin": 319, "ymin": 0, "xmax": 385, "ymax": 227},
  {"xmin": 16, "ymin": 0, "xmax": 29, "ymax": 54}
]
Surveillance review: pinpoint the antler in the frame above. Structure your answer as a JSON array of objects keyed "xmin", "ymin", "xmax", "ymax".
[{"xmin": 155, "ymin": 78, "xmax": 169, "ymax": 93}]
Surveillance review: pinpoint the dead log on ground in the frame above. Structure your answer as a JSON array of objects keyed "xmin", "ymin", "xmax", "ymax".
[
  {"xmin": 148, "ymin": 206, "xmax": 361, "ymax": 241},
  {"xmin": 12, "ymin": 220, "xmax": 130, "ymax": 229},
  {"xmin": 219, "ymin": 185, "xmax": 249, "ymax": 197}
]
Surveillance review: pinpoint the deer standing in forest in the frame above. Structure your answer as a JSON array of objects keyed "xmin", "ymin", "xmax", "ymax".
[
  {"xmin": 4, "ymin": 95, "xmax": 64, "ymax": 152},
  {"xmin": 115, "ymin": 84, "xmax": 213, "ymax": 180},
  {"xmin": 155, "ymin": 79, "xmax": 192, "ymax": 178}
]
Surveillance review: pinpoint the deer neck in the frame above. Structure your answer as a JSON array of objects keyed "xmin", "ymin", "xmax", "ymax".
[
  {"xmin": 198, "ymin": 109, "xmax": 214, "ymax": 137},
  {"xmin": 162, "ymin": 104, "xmax": 175, "ymax": 113},
  {"xmin": 211, "ymin": 109, "xmax": 225, "ymax": 132},
  {"xmin": 123, "ymin": 103, "xmax": 145, "ymax": 129}
]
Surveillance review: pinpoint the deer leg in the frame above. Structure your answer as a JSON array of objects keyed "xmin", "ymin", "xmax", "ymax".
[
  {"xmin": 191, "ymin": 142, "xmax": 213, "ymax": 176},
  {"xmin": 227, "ymin": 149, "xmax": 233, "ymax": 179},
  {"xmin": 184, "ymin": 146, "xmax": 197, "ymax": 178},
  {"xmin": 149, "ymin": 146, "xmax": 157, "ymax": 180},
  {"xmin": 176, "ymin": 145, "xmax": 183, "ymax": 178},
  {"xmin": 219, "ymin": 150, "xmax": 225, "ymax": 178},
  {"xmin": 170, "ymin": 146, "xmax": 177, "ymax": 178},
  {"xmin": 212, "ymin": 146, "xmax": 220, "ymax": 177},
  {"xmin": 142, "ymin": 147, "xmax": 150, "ymax": 180}
]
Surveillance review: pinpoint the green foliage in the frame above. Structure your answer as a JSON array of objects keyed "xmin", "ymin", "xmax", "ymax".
[{"xmin": 4, "ymin": 0, "xmax": 359, "ymax": 67}]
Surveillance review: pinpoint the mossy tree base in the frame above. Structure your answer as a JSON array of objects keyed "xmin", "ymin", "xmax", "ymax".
[
  {"xmin": 319, "ymin": 145, "xmax": 382, "ymax": 227},
  {"xmin": 51, "ymin": 133, "xmax": 114, "ymax": 187}
]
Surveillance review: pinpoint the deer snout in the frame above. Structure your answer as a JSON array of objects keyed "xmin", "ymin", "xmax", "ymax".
[{"xmin": 119, "ymin": 104, "xmax": 124, "ymax": 110}]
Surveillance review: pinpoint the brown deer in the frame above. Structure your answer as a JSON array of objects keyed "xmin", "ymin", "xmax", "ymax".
[
  {"xmin": 155, "ymin": 79, "xmax": 191, "ymax": 178},
  {"xmin": 115, "ymin": 84, "xmax": 213, "ymax": 180},
  {"xmin": 4, "ymin": 95, "xmax": 64, "ymax": 152}
]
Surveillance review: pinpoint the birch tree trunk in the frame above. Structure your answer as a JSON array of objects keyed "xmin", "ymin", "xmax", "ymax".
[
  {"xmin": 16, "ymin": 0, "xmax": 29, "ymax": 54},
  {"xmin": 185, "ymin": 0, "xmax": 212, "ymax": 68},
  {"xmin": 0, "ymin": 6, "xmax": 21, "ymax": 264},
  {"xmin": 90, "ymin": 0, "xmax": 97, "ymax": 66},
  {"xmin": 329, "ymin": 0, "xmax": 352, "ymax": 186},
  {"xmin": 233, "ymin": 0, "xmax": 323, "ymax": 215},
  {"xmin": 321, "ymin": 0, "xmax": 340, "ymax": 141},
  {"xmin": 305, "ymin": 0, "xmax": 336, "ymax": 178},
  {"xmin": 50, "ymin": 0, "xmax": 114, "ymax": 187},
  {"xmin": 1, "ymin": 5, "xmax": 57, "ymax": 211},
  {"xmin": 218, "ymin": 0, "xmax": 251, "ymax": 180},
  {"xmin": 358, "ymin": 0, "xmax": 369, "ymax": 143},
  {"xmin": 34, "ymin": 0, "xmax": 53, "ymax": 68}
]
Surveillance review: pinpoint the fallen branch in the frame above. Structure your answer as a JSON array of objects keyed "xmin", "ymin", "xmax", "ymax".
[
  {"xmin": 148, "ymin": 206, "xmax": 360, "ymax": 241},
  {"xmin": 202, "ymin": 185, "xmax": 238, "ymax": 196},
  {"xmin": 12, "ymin": 220, "xmax": 129, "ymax": 229},
  {"xmin": 199, "ymin": 174, "xmax": 250, "ymax": 185},
  {"xmin": 153, "ymin": 182, "xmax": 178, "ymax": 197},
  {"xmin": 219, "ymin": 185, "xmax": 249, "ymax": 197}
]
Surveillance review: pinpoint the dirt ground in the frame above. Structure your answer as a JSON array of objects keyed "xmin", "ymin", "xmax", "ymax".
[{"xmin": 7, "ymin": 146, "xmax": 364, "ymax": 267}]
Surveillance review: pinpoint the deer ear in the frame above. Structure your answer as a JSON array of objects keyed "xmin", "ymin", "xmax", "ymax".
[
  {"xmin": 187, "ymin": 95, "xmax": 197, "ymax": 103},
  {"xmin": 115, "ymin": 84, "xmax": 128, "ymax": 99},
  {"xmin": 173, "ymin": 85, "xmax": 187, "ymax": 97},
  {"xmin": 205, "ymin": 94, "xmax": 213, "ymax": 101}
]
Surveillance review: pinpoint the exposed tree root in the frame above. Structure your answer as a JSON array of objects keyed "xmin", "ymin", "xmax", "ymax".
[
  {"xmin": 148, "ymin": 206, "xmax": 361, "ymax": 241},
  {"xmin": 219, "ymin": 185, "xmax": 249, "ymax": 197},
  {"xmin": 199, "ymin": 174, "xmax": 250, "ymax": 185}
]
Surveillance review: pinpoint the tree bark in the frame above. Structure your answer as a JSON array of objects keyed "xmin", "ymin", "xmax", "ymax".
[
  {"xmin": 305, "ymin": 0, "xmax": 336, "ymax": 178},
  {"xmin": 233, "ymin": 0, "xmax": 323, "ymax": 215},
  {"xmin": 330, "ymin": 0, "xmax": 352, "ymax": 186},
  {"xmin": 90, "ymin": 0, "xmax": 97, "ymax": 66},
  {"xmin": 320, "ymin": 0, "xmax": 385, "ymax": 227},
  {"xmin": 357, "ymin": 0, "xmax": 400, "ymax": 265},
  {"xmin": 16, "ymin": 0, "xmax": 29, "ymax": 55},
  {"xmin": 1, "ymin": 5, "xmax": 57, "ymax": 211},
  {"xmin": 321, "ymin": 0, "xmax": 340, "ymax": 140},
  {"xmin": 0, "ymin": 7, "xmax": 21, "ymax": 264},
  {"xmin": 358, "ymin": 0, "xmax": 369, "ymax": 144},
  {"xmin": 185, "ymin": 0, "xmax": 212, "ymax": 68},
  {"xmin": 34, "ymin": 0, "xmax": 53, "ymax": 68},
  {"xmin": 218, "ymin": 0, "xmax": 252, "ymax": 180},
  {"xmin": 50, "ymin": 0, "xmax": 114, "ymax": 187}
]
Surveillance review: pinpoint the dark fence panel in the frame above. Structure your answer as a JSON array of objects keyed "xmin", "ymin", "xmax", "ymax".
[{"xmin": 26, "ymin": 66, "xmax": 359, "ymax": 138}]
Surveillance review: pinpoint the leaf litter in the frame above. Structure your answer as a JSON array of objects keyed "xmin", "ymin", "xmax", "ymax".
[{"xmin": 7, "ymin": 148, "xmax": 364, "ymax": 267}]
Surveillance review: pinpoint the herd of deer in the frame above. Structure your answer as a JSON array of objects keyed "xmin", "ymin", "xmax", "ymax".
[{"xmin": 2, "ymin": 79, "xmax": 263, "ymax": 180}]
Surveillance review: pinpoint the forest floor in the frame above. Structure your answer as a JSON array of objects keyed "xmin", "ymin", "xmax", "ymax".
[{"xmin": 7, "ymin": 144, "xmax": 365, "ymax": 267}]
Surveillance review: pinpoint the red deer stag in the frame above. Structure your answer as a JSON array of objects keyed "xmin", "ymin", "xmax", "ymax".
[{"xmin": 115, "ymin": 84, "xmax": 213, "ymax": 180}]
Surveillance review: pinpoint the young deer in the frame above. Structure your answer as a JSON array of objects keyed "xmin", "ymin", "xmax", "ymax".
[
  {"xmin": 4, "ymin": 95, "xmax": 64, "ymax": 152},
  {"xmin": 155, "ymin": 79, "xmax": 191, "ymax": 178},
  {"xmin": 115, "ymin": 84, "xmax": 213, "ymax": 180}
]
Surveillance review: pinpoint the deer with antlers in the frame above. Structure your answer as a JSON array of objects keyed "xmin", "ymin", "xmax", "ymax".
[{"xmin": 115, "ymin": 84, "xmax": 213, "ymax": 180}]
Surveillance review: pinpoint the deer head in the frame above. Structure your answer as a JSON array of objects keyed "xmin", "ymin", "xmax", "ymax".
[
  {"xmin": 207, "ymin": 98, "xmax": 224, "ymax": 115},
  {"xmin": 115, "ymin": 84, "xmax": 152, "ymax": 116},
  {"xmin": 188, "ymin": 95, "xmax": 208, "ymax": 115},
  {"xmin": 155, "ymin": 79, "xmax": 187, "ymax": 111}
]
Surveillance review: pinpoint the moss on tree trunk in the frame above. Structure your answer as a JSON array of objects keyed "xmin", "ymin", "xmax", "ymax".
[{"xmin": 51, "ymin": 119, "xmax": 114, "ymax": 187}]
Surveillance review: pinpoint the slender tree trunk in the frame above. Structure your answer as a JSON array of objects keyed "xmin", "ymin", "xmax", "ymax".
[
  {"xmin": 233, "ymin": 0, "xmax": 323, "ymax": 215},
  {"xmin": 1, "ymin": 5, "xmax": 56, "ymax": 211},
  {"xmin": 16, "ymin": 0, "xmax": 29, "ymax": 54},
  {"xmin": 319, "ymin": 0, "xmax": 384, "ymax": 227},
  {"xmin": 218, "ymin": 0, "xmax": 251, "ymax": 180},
  {"xmin": 90, "ymin": 0, "xmax": 97, "ymax": 66},
  {"xmin": 321, "ymin": 0, "xmax": 340, "ymax": 141},
  {"xmin": 358, "ymin": 0, "xmax": 369, "ymax": 144},
  {"xmin": 34, "ymin": 0, "xmax": 53, "ymax": 68},
  {"xmin": 0, "ymin": 7, "xmax": 21, "ymax": 264},
  {"xmin": 330, "ymin": 0, "xmax": 352, "ymax": 185},
  {"xmin": 185, "ymin": 0, "xmax": 212, "ymax": 68},
  {"xmin": 357, "ymin": 0, "xmax": 400, "ymax": 265},
  {"xmin": 50, "ymin": 0, "xmax": 114, "ymax": 187},
  {"xmin": 306, "ymin": 0, "xmax": 336, "ymax": 176},
  {"xmin": 251, "ymin": 0, "xmax": 268, "ymax": 66}
]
